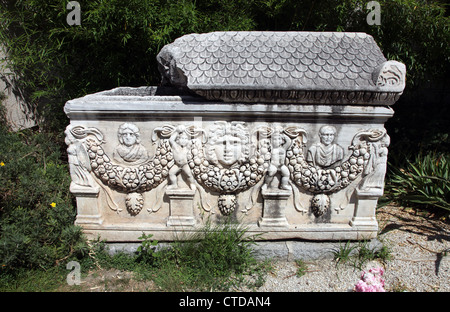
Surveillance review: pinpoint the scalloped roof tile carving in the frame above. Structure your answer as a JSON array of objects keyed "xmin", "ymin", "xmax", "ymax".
[{"xmin": 157, "ymin": 31, "xmax": 406, "ymax": 104}]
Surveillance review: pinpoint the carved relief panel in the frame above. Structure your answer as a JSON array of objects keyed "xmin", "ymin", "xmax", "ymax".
[{"xmin": 66, "ymin": 121, "xmax": 389, "ymax": 220}]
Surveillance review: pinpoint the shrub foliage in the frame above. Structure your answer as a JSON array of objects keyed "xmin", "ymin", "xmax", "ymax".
[
  {"xmin": 386, "ymin": 153, "xmax": 450, "ymax": 216},
  {"xmin": 0, "ymin": 0, "xmax": 255, "ymax": 131},
  {"xmin": 0, "ymin": 122, "xmax": 88, "ymax": 270}
]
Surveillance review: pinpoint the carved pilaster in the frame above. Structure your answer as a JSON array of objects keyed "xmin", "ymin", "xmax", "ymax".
[
  {"xmin": 71, "ymin": 184, "xmax": 103, "ymax": 225},
  {"xmin": 166, "ymin": 188, "xmax": 196, "ymax": 227},
  {"xmin": 349, "ymin": 188, "xmax": 382, "ymax": 233},
  {"xmin": 259, "ymin": 187, "xmax": 291, "ymax": 228}
]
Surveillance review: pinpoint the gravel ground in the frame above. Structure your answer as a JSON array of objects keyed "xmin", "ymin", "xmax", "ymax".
[{"xmin": 250, "ymin": 205, "xmax": 450, "ymax": 292}]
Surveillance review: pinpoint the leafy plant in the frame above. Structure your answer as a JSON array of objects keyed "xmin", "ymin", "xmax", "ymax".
[
  {"xmin": 0, "ymin": 266, "xmax": 67, "ymax": 291},
  {"xmin": 161, "ymin": 220, "xmax": 265, "ymax": 291},
  {"xmin": 332, "ymin": 240, "xmax": 392, "ymax": 270},
  {"xmin": 174, "ymin": 220, "xmax": 258, "ymax": 272},
  {"xmin": 0, "ymin": 114, "xmax": 87, "ymax": 271},
  {"xmin": 386, "ymin": 152, "xmax": 450, "ymax": 215},
  {"xmin": 332, "ymin": 241, "xmax": 357, "ymax": 267},
  {"xmin": 0, "ymin": 0, "xmax": 256, "ymax": 132},
  {"xmin": 133, "ymin": 220, "xmax": 269, "ymax": 291},
  {"xmin": 74, "ymin": 220, "xmax": 270, "ymax": 292},
  {"xmin": 136, "ymin": 233, "xmax": 161, "ymax": 266},
  {"xmin": 353, "ymin": 241, "xmax": 391, "ymax": 270},
  {"xmin": 295, "ymin": 259, "xmax": 308, "ymax": 277}
]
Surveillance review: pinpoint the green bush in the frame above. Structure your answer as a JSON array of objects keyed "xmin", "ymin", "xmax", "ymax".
[
  {"xmin": 386, "ymin": 152, "xmax": 450, "ymax": 216},
  {"xmin": 71, "ymin": 221, "xmax": 269, "ymax": 291},
  {"xmin": 0, "ymin": 117, "xmax": 87, "ymax": 270},
  {"xmin": 133, "ymin": 220, "xmax": 268, "ymax": 291},
  {"xmin": 135, "ymin": 233, "xmax": 161, "ymax": 267},
  {"xmin": 0, "ymin": 0, "xmax": 255, "ymax": 132},
  {"xmin": 172, "ymin": 220, "xmax": 259, "ymax": 277},
  {"xmin": 0, "ymin": 266, "xmax": 67, "ymax": 291}
]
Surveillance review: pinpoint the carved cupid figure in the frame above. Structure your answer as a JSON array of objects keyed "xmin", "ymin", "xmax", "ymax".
[
  {"xmin": 152, "ymin": 124, "xmax": 205, "ymax": 190},
  {"xmin": 254, "ymin": 126, "xmax": 307, "ymax": 190}
]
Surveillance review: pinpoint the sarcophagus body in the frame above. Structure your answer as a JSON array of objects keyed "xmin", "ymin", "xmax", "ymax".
[{"xmin": 64, "ymin": 32, "xmax": 405, "ymax": 241}]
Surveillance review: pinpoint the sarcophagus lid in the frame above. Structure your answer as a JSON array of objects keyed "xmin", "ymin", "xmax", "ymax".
[{"xmin": 157, "ymin": 31, "xmax": 406, "ymax": 105}]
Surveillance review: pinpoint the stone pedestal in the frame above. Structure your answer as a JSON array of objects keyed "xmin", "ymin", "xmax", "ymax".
[
  {"xmin": 71, "ymin": 183, "xmax": 103, "ymax": 225},
  {"xmin": 349, "ymin": 188, "xmax": 382, "ymax": 233},
  {"xmin": 259, "ymin": 187, "xmax": 291, "ymax": 228},
  {"xmin": 166, "ymin": 188, "xmax": 196, "ymax": 227}
]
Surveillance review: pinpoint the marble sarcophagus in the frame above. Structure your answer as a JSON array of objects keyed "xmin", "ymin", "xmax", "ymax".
[{"xmin": 64, "ymin": 32, "xmax": 406, "ymax": 241}]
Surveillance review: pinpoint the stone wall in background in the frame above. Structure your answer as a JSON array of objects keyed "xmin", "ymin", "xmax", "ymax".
[{"xmin": 0, "ymin": 45, "xmax": 36, "ymax": 130}]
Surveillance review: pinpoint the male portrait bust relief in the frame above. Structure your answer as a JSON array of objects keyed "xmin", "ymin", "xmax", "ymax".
[
  {"xmin": 307, "ymin": 125, "xmax": 344, "ymax": 168},
  {"xmin": 113, "ymin": 123, "xmax": 149, "ymax": 165}
]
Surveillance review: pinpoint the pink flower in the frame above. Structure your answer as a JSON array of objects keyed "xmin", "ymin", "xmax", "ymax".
[
  {"xmin": 354, "ymin": 267, "xmax": 386, "ymax": 292},
  {"xmin": 369, "ymin": 267, "xmax": 384, "ymax": 276}
]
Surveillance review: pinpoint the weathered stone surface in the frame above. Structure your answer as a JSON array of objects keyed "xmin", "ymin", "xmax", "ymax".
[
  {"xmin": 157, "ymin": 31, "xmax": 406, "ymax": 104},
  {"xmin": 106, "ymin": 239, "xmax": 384, "ymax": 261},
  {"xmin": 64, "ymin": 32, "xmax": 405, "ymax": 242},
  {"xmin": 0, "ymin": 45, "xmax": 36, "ymax": 130}
]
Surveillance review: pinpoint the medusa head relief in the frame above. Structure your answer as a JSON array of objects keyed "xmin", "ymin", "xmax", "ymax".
[{"xmin": 205, "ymin": 121, "xmax": 250, "ymax": 168}]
